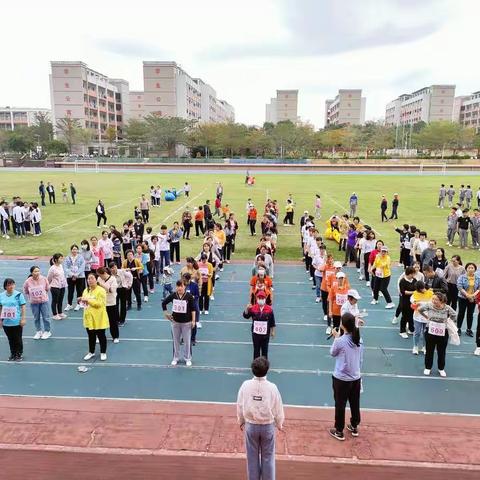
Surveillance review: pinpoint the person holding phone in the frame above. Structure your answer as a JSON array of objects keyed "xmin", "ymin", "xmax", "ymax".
[{"xmin": 329, "ymin": 313, "xmax": 363, "ymax": 441}]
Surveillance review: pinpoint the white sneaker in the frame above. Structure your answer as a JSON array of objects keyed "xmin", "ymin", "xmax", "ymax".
[
  {"xmin": 323, "ymin": 315, "xmax": 328, "ymax": 321},
  {"xmin": 52, "ymin": 314, "xmax": 61, "ymax": 320},
  {"xmin": 219, "ymin": 268, "xmax": 224, "ymax": 272},
  {"xmin": 197, "ymin": 322, "xmax": 202, "ymax": 329},
  {"xmin": 113, "ymin": 338, "xmax": 120, "ymax": 344},
  {"xmin": 186, "ymin": 360, "xmax": 192, "ymax": 367},
  {"xmin": 96, "ymin": 338, "xmax": 99, "ymax": 344},
  {"xmin": 391, "ymin": 316, "xmax": 398, "ymax": 325},
  {"xmin": 438, "ymin": 370, "xmax": 447, "ymax": 377},
  {"xmin": 204, "ymin": 310, "xmax": 209, "ymax": 315},
  {"xmin": 100, "ymin": 353, "xmax": 107, "ymax": 361},
  {"xmin": 358, "ymin": 276, "xmax": 364, "ymax": 281},
  {"xmin": 326, "ymin": 326, "xmax": 332, "ymax": 335},
  {"xmin": 64, "ymin": 304, "xmax": 73, "ymax": 311},
  {"xmin": 215, "ymin": 275, "xmax": 220, "ymax": 280},
  {"xmin": 412, "ymin": 346, "xmax": 419, "ymax": 355},
  {"xmin": 315, "ymin": 297, "xmax": 320, "ymax": 303},
  {"xmin": 366, "ymin": 281, "xmax": 370, "ymax": 287},
  {"xmin": 83, "ymin": 353, "xmax": 95, "ymax": 361},
  {"xmin": 171, "ymin": 359, "xmax": 178, "ymax": 366},
  {"xmin": 423, "ymin": 369, "xmax": 431, "ymax": 376},
  {"xmin": 210, "ymin": 295, "xmax": 215, "ymax": 301},
  {"xmin": 59, "ymin": 313, "xmax": 67, "ymax": 319},
  {"xmin": 41, "ymin": 331, "xmax": 52, "ymax": 340},
  {"xmin": 309, "ymin": 277, "xmax": 313, "ymax": 281},
  {"xmin": 422, "ymin": 347, "xmax": 426, "ymax": 354},
  {"xmin": 74, "ymin": 304, "xmax": 81, "ymax": 311},
  {"xmin": 385, "ymin": 303, "xmax": 395, "ymax": 309},
  {"xmin": 370, "ymin": 299, "xmax": 378, "ymax": 305},
  {"xmin": 399, "ymin": 332, "xmax": 409, "ymax": 339},
  {"xmin": 474, "ymin": 347, "xmax": 480, "ymax": 356},
  {"xmin": 357, "ymin": 269, "xmax": 361, "ymax": 273},
  {"xmin": 33, "ymin": 331, "xmax": 43, "ymax": 340},
  {"xmin": 144, "ymin": 296, "xmax": 149, "ymax": 302}
]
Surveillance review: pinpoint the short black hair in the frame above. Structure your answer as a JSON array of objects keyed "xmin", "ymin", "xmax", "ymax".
[
  {"xmin": 176, "ymin": 280, "xmax": 184, "ymax": 287},
  {"xmin": 3, "ymin": 278, "xmax": 15, "ymax": 289},
  {"xmin": 251, "ymin": 356, "xmax": 269, "ymax": 377}
]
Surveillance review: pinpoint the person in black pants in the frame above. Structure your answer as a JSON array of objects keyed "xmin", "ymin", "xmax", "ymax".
[
  {"xmin": 122, "ymin": 250, "xmax": 142, "ymax": 311},
  {"xmin": 0, "ymin": 278, "xmax": 27, "ymax": 361},
  {"xmin": 39, "ymin": 181, "xmax": 46, "ymax": 207},
  {"xmin": 243, "ymin": 291, "xmax": 276, "ymax": 359},
  {"xmin": 110, "ymin": 263, "xmax": 128, "ymax": 326},
  {"xmin": 399, "ymin": 267, "xmax": 416, "ymax": 336},
  {"xmin": 329, "ymin": 313, "xmax": 362, "ymax": 441},
  {"xmin": 70, "ymin": 183, "xmax": 77, "ymax": 204},
  {"xmin": 95, "ymin": 200, "xmax": 107, "ymax": 228},
  {"xmin": 380, "ymin": 195, "xmax": 388, "ymax": 222},
  {"xmin": 390, "ymin": 194, "xmax": 399, "ymax": 219},
  {"xmin": 47, "ymin": 182, "xmax": 55, "ymax": 204}
]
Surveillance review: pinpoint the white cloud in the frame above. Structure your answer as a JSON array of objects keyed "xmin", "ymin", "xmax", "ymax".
[{"xmin": 1, "ymin": 0, "xmax": 479, "ymax": 128}]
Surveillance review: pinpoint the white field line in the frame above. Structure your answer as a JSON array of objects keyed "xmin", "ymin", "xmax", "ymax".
[{"xmin": 44, "ymin": 196, "xmax": 139, "ymax": 233}]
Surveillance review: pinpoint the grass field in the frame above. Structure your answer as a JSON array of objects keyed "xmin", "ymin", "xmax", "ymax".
[{"xmin": 0, "ymin": 170, "xmax": 478, "ymax": 263}]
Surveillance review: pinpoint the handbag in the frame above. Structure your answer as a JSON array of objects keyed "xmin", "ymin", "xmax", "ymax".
[{"xmin": 446, "ymin": 318, "xmax": 460, "ymax": 346}]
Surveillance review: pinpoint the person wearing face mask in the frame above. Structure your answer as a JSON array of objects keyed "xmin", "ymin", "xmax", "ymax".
[
  {"xmin": 80, "ymin": 240, "xmax": 94, "ymax": 278},
  {"xmin": 243, "ymin": 291, "xmax": 276, "ymax": 359},
  {"xmin": 64, "ymin": 244, "xmax": 86, "ymax": 312}
]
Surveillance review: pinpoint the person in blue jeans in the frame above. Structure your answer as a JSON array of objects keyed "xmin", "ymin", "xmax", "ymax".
[
  {"xmin": 0, "ymin": 278, "xmax": 27, "ymax": 361},
  {"xmin": 237, "ymin": 356, "xmax": 284, "ymax": 480}
]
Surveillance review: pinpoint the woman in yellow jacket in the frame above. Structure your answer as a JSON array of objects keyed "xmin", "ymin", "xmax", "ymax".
[
  {"xmin": 79, "ymin": 273, "xmax": 109, "ymax": 361},
  {"xmin": 371, "ymin": 246, "xmax": 395, "ymax": 309}
]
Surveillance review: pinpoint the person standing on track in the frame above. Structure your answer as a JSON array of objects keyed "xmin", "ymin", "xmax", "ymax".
[
  {"xmin": 47, "ymin": 253, "xmax": 67, "ymax": 320},
  {"xmin": 443, "ymin": 255, "xmax": 465, "ymax": 311},
  {"xmin": 237, "ymin": 356, "xmax": 284, "ymax": 480},
  {"xmin": 370, "ymin": 246, "xmax": 395, "ymax": 309},
  {"xmin": 64, "ymin": 244, "xmax": 86, "ymax": 312},
  {"xmin": 97, "ymin": 267, "xmax": 119, "ymax": 344},
  {"xmin": 329, "ymin": 312, "xmax": 363, "ymax": 441},
  {"xmin": 162, "ymin": 280, "xmax": 196, "ymax": 367},
  {"xmin": 23, "ymin": 266, "xmax": 51, "ymax": 340},
  {"xmin": 243, "ymin": 291, "xmax": 276, "ymax": 359},
  {"xmin": 80, "ymin": 273, "xmax": 109, "ymax": 362},
  {"xmin": 417, "ymin": 292, "xmax": 456, "ymax": 377},
  {"xmin": 248, "ymin": 204, "xmax": 258, "ymax": 236},
  {"xmin": 329, "ymin": 272, "xmax": 350, "ymax": 331}
]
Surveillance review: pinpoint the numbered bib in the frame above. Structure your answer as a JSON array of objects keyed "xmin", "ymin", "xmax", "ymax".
[
  {"xmin": 336, "ymin": 294, "xmax": 348, "ymax": 306},
  {"xmin": 403, "ymin": 241, "xmax": 411, "ymax": 249},
  {"xmin": 325, "ymin": 270, "xmax": 334, "ymax": 278},
  {"xmin": 428, "ymin": 322, "xmax": 446, "ymax": 337},
  {"xmin": 29, "ymin": 287, "xmax": 45, "ymax": 299},
  {"xmin": 172, "ymin": 299, "xmax": 187, "ymax": 314},
  {"xmin": 375, "ymin": 269, "xmax": 384, "ymax": 278},
  {"xmin": 199, "ymin": 267, "xmax": 209, "ymax": 279},
  {"xmin": 0, "ymin": 306, "xmax": 17, "ymax": 319},
  {"xmin": 253, "ymin": 321, "xmax": 268, "ymax": 335}
]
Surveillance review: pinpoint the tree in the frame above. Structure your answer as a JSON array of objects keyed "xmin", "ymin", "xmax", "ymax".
[
  {"xmin": 6, "ymin": 129, "xmax": 34, "ymax": 153},
  {"xmin": 77, "ymin": 128, "xmax": 94, "ymax": 155},
  {"xmin": 144, "ymin": 115, "xmax": 193, "ymax": 157},
  {"xmin": 319, "ymin": 128, "xmax": 351, "ymax": 157},
  {"xmin": 46, "ymin": 139, "xmax": 68, "ymax": 155},
  {"xmin": 412, "ymin": 121, "xmax": 460, "ymax": 156},
  {"xmin": 270, "ymin": 121, "xmax": 296, "ymax": 158},
  {"xmin": 104, "ymin": 125, "xmax": 117, "ymax": 145},
  {"xmin": 189, "ymin": 123, "xmax": 220, "ymax": 158},
  {"xmin": 247, "ymin": 127, "xmax": 274, "ymax": 157},
  {"xmin": 56, "ymin": 118, "xmax": 81, "ymax": 153},
  {"xmin": 32, "ymin": 112, "xmax": 53, "ymax": 146},
  {"xmin": 215, "ymin": 122, "xmax": 248, "ymax": 157}
]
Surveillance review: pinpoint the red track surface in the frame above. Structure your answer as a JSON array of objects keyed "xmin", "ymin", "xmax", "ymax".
[{"xmin": 0, "ymin": 396, "xmax": 479, "ymax": 479}]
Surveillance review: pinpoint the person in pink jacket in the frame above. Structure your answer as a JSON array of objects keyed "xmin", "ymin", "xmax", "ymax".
[
  {"xmin": 47, "ymin": 253, "xmax": 67, "ymax": 320},
  {"xmin": 23, "ymin": 266, "xmax": 51, "ymax": 339}
]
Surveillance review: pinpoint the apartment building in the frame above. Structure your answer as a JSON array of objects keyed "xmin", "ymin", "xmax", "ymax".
[
  {"xmin": 0, "ymin": 107, "xmax": 50, "ymax": 131},
  {"xmin": 384, "ymin": 85, "xmax": 455, "ymax": 127},
  {"xmin": 136, "ymin": 61, "xmax": 234, "ymax": 123},
  {"xmin": 454, "ymin": 92, "xmax": 480, "ymax": 131},
  {"xmin": 50, "ymin": 61, "xmax": 130, "ymax": 144},
  {"xmin": 265, "ymin": 90, "xmax": 298, "ymax": 124},
  {"xmin": 324, "ymin": 89, "xmax": 366, "ymax": 126}
]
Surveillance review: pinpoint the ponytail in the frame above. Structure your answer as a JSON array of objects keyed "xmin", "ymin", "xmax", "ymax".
[{"xmin": 340, "ymin": 313, "xmax": 361, "ymax": 347}]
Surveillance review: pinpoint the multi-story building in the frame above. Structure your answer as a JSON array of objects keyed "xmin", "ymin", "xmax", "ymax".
[
  {"xmin": 325, "ymin": 89, "xmax": 366, "ymax": 126},
  {"xmin": 384, "ymin": 85, "xmax": 455, "ymax": 126},
  {"xmin": 0, "ymin": 107, "xmax": 51, "ymax": 131},
  {"xmin": 454, "ymin": 92, "xmax": 480, "ymax": 131},
  {"xmin": 265, "ymin": 90, "xmax": 298, "ymax": 124},
  {"xmin": 49, "ymin": 61, "xmax": 130, "ymax": 145},
  {"xmin": 136, "ymin": 61, "xmax": 234, "ymax": 123}
]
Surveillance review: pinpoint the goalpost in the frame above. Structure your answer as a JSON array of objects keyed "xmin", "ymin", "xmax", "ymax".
[{"xmin": 418, "ymin": 163, "xmax": 447, "ymax": 175}]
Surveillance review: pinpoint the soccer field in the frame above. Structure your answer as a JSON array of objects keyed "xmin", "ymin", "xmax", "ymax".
[{"xmin": 0, "ymin": 169, "xmax": 478, "ymax": 262}]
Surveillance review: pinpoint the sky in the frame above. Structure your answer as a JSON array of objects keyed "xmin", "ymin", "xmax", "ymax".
[{"xmin": 2, "ymin": 0, "xmax": 479, "ymax": 128}]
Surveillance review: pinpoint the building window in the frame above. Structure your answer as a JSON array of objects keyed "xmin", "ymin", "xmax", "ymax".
[
  {"xmin": 137, "ymin": 95, "xmax": 141, "ymax": 99},
  {"xmin": 155, "ymin": 68, "xmax": 160, "ymax": 74},
  {"xmin": 65, "ymin": 82, "xmax": 70, "ymax": 88},
  {"xmin": 348, "ymin": 94, "xmax": 352, "ymax": 98},
  {"xmin": 440, "ymin": 109, "xmax": 444, "ymax": 113},
  {"xmin": 347, "ymin": 103, "xmax": 351, "ymax": 107},
  {"xmin": 66, "ymin": 110, "xmax": 71, "ymax": 116},
  {"xmin": 156, "ymin": 97, "xmax": 161, "ymax": 102},
  {"xmin": 441, "ymin": 90, "xmax": 445, "ymax": 94},
  {"xmin": 64, "ymin": 68, "xmax": 69, "ymax": 74},
  {"xmin": 440, "ymin": 99, "xmax": 444, "ymax": 104},
  {"xmin": 156, "ymin": 82, "xmax": 160, "ymax": 88},
  {"xmin": 65, "ymin": 96, "xmax": 70, "ymax": 102},
  {"xmin": 285, "ymin": 95, "xmax": 288, "ymax": 98}
]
